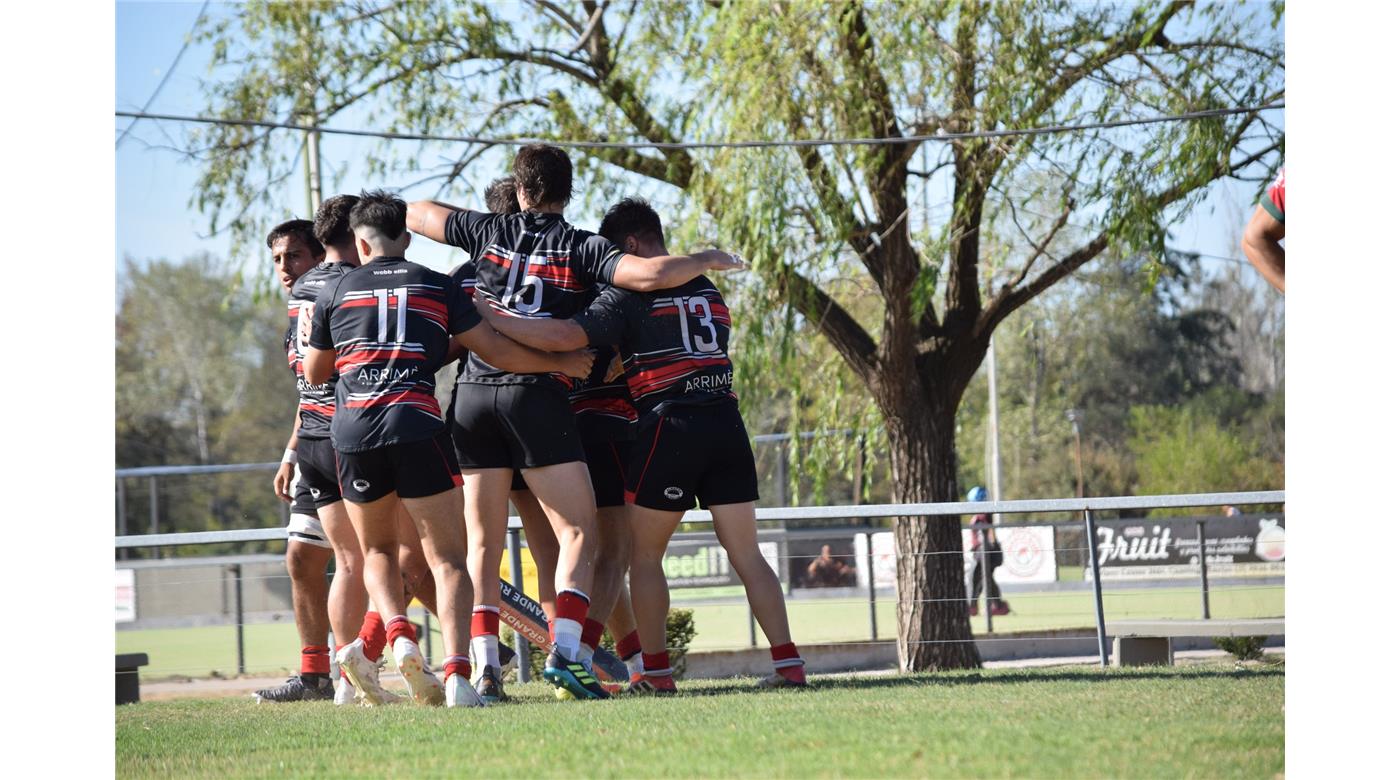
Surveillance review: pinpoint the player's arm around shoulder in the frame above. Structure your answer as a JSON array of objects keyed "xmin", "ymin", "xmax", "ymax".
[
  {"xmin": 454, "ymin": 318, "xmax": 594, "ymax": 378},
  {"xmin": 475, "ymin": 297, "xmax": 590, "ymax": 352},
  {"xmin": 610, "ymin": 249, "xmax": 746, "ymax": 292},
  {"xmin": 405, "ymin": 200, "xmax": 466, "ymax": 244}
]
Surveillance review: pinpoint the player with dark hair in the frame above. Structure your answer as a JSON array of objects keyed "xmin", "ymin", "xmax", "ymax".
[
  {"xmin": 435, "ymin": 175, "xmax": 554, "ymax": 701},
  {"xmin": 304, "ymin": 189, "xmax": 593, "ymax": 707},
  {"xmin": 478, "ymin": 197, "xmax": 805, "ymax": 694},
  {"xmin": 255, "ymin": 219, "xmax": 337, "ymax": 703},
  {"xmin": 407, "ymin": 145, "xmax": 743, "ymax": 700}
]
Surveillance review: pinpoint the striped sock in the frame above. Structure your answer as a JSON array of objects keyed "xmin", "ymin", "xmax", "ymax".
[
  {"xmin": 471, "ymin": 606, "xmax": 501, "ymax": 669},
  {"xmin": 385, "ymin": 614, "xmax": 417, "ymax": 647},
  {"xmin": 359, "ymin": 612, "xmax": 387, "ymax": 662},
  {"xmin": 553, "ymin": 589, "xmax": 590, "ymax": 661},
  {"xmin": 771, "ymin": 642, "xmax": 806, "ymax": 684},
  {"xmin": 443, "ymin": 654, "xmax": 472, "ymax": 682},
  {"xmin": 300, "ymin": 645, "xmax": 330, "ymax": 675}
]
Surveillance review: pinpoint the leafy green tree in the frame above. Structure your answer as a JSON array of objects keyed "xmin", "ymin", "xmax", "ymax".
[
  {"xmin": 192, "ymin": 0, "xmax": 1283, "ymax": 669},
  {"xmin": 117, "ymin": 256, "xmax": 295, "ymax": 555}
]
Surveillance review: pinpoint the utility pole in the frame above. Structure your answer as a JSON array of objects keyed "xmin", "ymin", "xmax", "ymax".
[
  {"xmin": 987, "ymin": 335, "xmax": 1003, "ymax": 511},
  {"xmin": 1067, "ymin": 409, "xmax": 1085, "ymax": 498}
]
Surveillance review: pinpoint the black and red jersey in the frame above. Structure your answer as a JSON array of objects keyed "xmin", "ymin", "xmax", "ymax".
[
  {"xmin": 308, "ymin": 256, "xmax": 481, "ymax": 452},
  {"xmin": 447, "ymin": 258, "xmax": 477, "ymax": 382},
  {"xmin": 568, "ymin": 343, "xmax": 637, "ymax": 441},
  {"xmin": 442, "ymin": 210, "xmax": 622, "ymax": 386},
  {"xmin": 575, "ymin": 275, "xmax": 735, "ymax": 420},
  {"xmin": 287, "ymin": 261, "xmax": 353, "ymax": 439}
]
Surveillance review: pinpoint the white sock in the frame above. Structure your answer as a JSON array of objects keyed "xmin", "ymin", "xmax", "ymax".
[
  {"xmin": 471, "ymin": 634, "xmax": 500, "ymax": 670},
  {"xmin": 577, "ymin": 644, "xmax": 596, "ymax": 671},
  {"xmin": 553, "ymin": 618, "xmax": 583, "ymax": 661},
  {"xmin": 626, "ymin": 653, "xmax": 644, "ymax": 679}
]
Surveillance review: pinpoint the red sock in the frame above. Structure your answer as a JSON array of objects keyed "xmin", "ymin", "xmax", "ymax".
[
  {"xmin": 471, "ymin": 607, "xmax": 499, "ymax": 637},
  {"xmin": 616, "ymin": 630, "xmax": 642, "ymax": 660},
  {"xmin": 581, "ymin": 618, "xmax": 606, "ymax": 650},
  {"xmin": 300, "ymin": 645, "xmax": 330, "ymax": 675},
  {"xmin": 771, "ymin": 642, "xmax": 806, "ymax": 684},
  {"xmin": 385, "ymin": 614, "xmax": 417, "ymax": 647},
  {"xmin": 359, "ymin": 612, "xmax": 387, "ymax": 662},
  {"xmin": 555, "ymin": 590, "xmax": 590, "ymax": 625},
  {"xmin": 642, "ymin": 651, "xmax": 676, "ymax": 690},
  {"xmin": 443, "ymin": 654, "xmax": 472, "ymax": 681}
]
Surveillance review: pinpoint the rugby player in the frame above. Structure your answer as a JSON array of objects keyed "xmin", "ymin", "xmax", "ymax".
[
  {"xmin": 303, "ymin": 190, "xmax": 594, "ymax": 707},
  {"xmin": 407, "ymin": 144, "xmax": 742, "ymax": 700},
  {"xmin": 439, "ymin": 175, "xmax": 551, "ymax": 702},
  {"xmin": 478, "ymin": 198, "xmax": 806, "ymax": 693},
  {"xmin": 1242, "ymin": 166, "xmax": 1285, "ymax": 293},
  {"xmin": 258, "ymin": 219, "xmax": 335, "ymax": 703}
]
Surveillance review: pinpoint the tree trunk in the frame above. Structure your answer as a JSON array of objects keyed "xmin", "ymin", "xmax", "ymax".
[{"xmin": 882, "ymin": 390, "xmax": 981, "ymax": 671}]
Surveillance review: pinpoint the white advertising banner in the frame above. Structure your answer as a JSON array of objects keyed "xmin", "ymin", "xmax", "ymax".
[
  {"xmin": 116, "ymin": 568, "xmax": 136, "ymax": 623},
  {"xmin": 853, "ymin": 531, "xmax": 898, "ymax": 589},
  {"xmin": 962, "ymin": 525, "xmax": 1058, "ymax": 585}
]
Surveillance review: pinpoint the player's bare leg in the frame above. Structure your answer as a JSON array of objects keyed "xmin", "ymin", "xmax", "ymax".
[
  {"xmin": 397, "ymin": 503, "xmax": 437, "ymax": 615},
  {"xmin": 318, "ymin": 501, "xmax": 367, "ymax": 646},
  {"xmin": 608, "ymin": 580, "xmax": 643, "ymax": 680},
  {"xmin": 710, "ymin": 501, "xmax": 806, "ymax": 687},
  {"xmin": 402, "ymin": 486, "xmax": 474, "ymax": 705},
  {"xmin": 522, "ymin": 461, "xmax": 610, "ymax": 698},
  {"xmin": 513, "ymin": 488, "xmax": 559, "ymax": 618},
  {"xmin": 337, "ymin": 492, "xmax": 417, "ymax": 704},
  {"xmin": 462, "ymin": 467, "xmax": 512, "ymax": 699},
  {"xmin": 578, "ymin": 504, "xmax": 630, "ymax": 669},
  {"xmin": 277, "ymin": 539, "xmax": 333, "ymax": 698},
  {"xmin": 627, "ymin": 504, "xmax": 683, "ymax": 693}
]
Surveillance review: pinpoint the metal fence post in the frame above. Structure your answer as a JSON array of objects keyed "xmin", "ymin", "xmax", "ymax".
[
  {"xmin": 980, "ymin": 527, "xmax": 993, "ymax": 634},
  {"xmin": 1196, "ymin": 519, "xmax": 1211, "ymax": 619},
  {"xmin": 147, "ymin": 476, "xmax": 159, "ymax": 536},
  {"xmin": 231, "ymin": 563, "xmax": 246, "ymax": 675},
  {"xmin": 506, "ymin": 528, "xmax": 531, "ymax": 683},
  {"xmin": 1083, "ymin": 509, "xmax": 1109, "ymax": 667},
  {"xmin": 748, "ymin": 604, "xmax": 758, "ymax": 648},
  {"xmin": 866, "ymin": 531, "xmax": 878, "ymax": 640},
  {"xmin": 116, "ymin": 479, "xmax": 128, "ymax": 560}
]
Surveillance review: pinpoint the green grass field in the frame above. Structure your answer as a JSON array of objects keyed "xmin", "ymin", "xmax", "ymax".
[
  {"xmin": 116, "ymin": 663, "xmax": 1284, "ymax": 778},
  {"xmin": 117, "ymin": 584, "xmax": 1283, "ymax": 679}
]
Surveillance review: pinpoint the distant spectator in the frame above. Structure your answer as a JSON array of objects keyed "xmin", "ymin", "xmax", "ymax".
[
  {"xmin": 1222, "ymin": 505, "xmax": 1242, "ymax": 517},
  {"xmin": 805, "ymin": 544, "xmax": 855, "ymax": 588},
  {"xmin": 1241, "ymin": 166, "xmax": 1284, "ymax": 293},
  {"xmin": 967, "ymin": 486, "xmax": 1010, "ymax": 616}
]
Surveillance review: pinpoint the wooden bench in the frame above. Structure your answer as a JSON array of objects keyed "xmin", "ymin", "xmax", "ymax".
[
  {"xmin": 1105, "ymin": 619, "xmax": 1284, "ymax": 667},
  {"xmin": 116, "ymin": 653, "xmax": 149, "ymax": 705}
]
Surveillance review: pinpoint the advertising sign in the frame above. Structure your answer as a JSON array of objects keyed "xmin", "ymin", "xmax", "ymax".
[
  {"xmin": 854, "ymin": 532, "xmax": 898, "ymax": 590},
  {"xmin": 663, "ymin": 533, "xmax": 783, "ymax": 589},
  {"xmin": 116, "ymin": 568, "xmax": 136, "ymax": 623},
  {"xmin": 1087, "ymin": 514, "xmax": 1285, "ymax": 580},
  {"xmin": 961, "ymin": 526, "xmax": 1058, "ymax": 585}
]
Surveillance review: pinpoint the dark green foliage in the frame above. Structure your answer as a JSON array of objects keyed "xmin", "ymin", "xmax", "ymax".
[{"xmin": 1214, "ymin": 635, "xmax": 1267, "ymax": 662}]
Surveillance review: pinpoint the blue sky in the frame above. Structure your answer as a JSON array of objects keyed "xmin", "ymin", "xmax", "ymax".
[{"xmin": 116, "ymin": 0, "xmax": 1277, "ymax": 285}]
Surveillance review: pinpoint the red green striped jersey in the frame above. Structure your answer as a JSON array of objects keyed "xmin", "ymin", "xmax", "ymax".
[
  {"xmin": 308, "ymin": 256, "xmax": 480, "ymax": 452},
  {"xmin": 1260, "ymin": 167, "xmax": 1284, "ymax": 223}
]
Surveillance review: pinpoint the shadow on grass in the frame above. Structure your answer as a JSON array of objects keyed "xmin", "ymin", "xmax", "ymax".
[{"xmin": 676, "ymin": 664, "xmax": 1283, "ymax": 697}]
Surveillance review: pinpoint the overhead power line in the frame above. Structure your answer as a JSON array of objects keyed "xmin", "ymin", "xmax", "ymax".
[
  {"xmin": 115, "ymin": 0, "xmax": 211, "ymax": 149},
  {"xmin": 114, "ymin": 103, "xmax": 1282, "ymax": 151}
]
